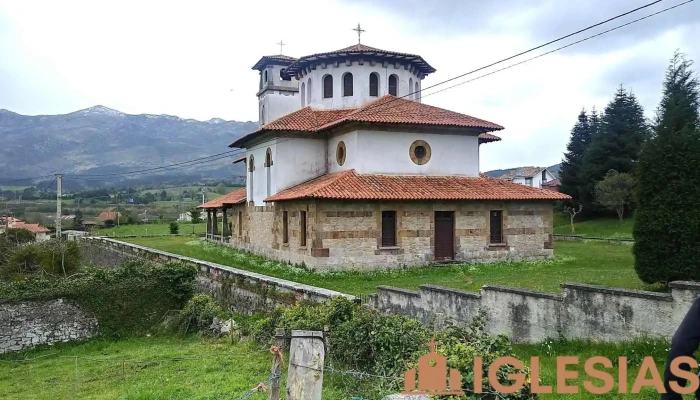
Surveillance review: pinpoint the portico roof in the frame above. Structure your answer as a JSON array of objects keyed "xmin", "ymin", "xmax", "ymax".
[{"xmin": 198, "ymin": 188, "xmax": 247, "ymax": 209}]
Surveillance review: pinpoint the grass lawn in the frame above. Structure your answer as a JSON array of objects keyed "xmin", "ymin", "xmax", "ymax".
[
  {"xmin": 97, "ymin": 223, "xmax": 206, "ymax": 236},
  {"xmin": 0, "ymin": 336, "xmax": 366, "ymax": 400},
  {"xmin": 553, "ymin": 214, "xmax": 634, "ymax": 239},
  {"xmin": 121, "ymin": 236, "xmax": 643, "ymax": 296}
]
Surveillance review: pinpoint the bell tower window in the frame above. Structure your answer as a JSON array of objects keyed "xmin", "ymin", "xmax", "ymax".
[
  {"xmin": 369, "ymin": 73, "xmax": 379, "ymax": 97},
  {"xmin": 323, "ymin": 75, "xmax": 333, "ymax": 98},
  {"xmin": 343, "ymin": 73, "xmax": 353, "ymax": 96},
  {"xmin": 389, "ymin": 74, "xmax": 398, "ymax": 96},
  {"xmin": 301, "ymin": 82, "xmax": 306, "ymax": 106}
]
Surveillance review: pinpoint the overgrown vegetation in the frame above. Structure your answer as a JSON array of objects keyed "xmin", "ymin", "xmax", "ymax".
[
  {"xmin": 0, "ymin": 260, "xmax": 197, "ymax": 335},
  {"xmin": 635, "ymin": 53, "xmax": 700, "ymax": 284}
]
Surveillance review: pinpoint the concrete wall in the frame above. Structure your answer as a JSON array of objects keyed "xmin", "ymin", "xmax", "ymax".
[
  {"xmin": 83, "ymin": 237, "xmax": 355, "ymax": 314},
  {"xmin": 372, "ymin": 281, "xmax": 700, "ymax": 343},
  {"xmin": 0, "ymin": 299, "xmax": 98, "ymax": 354},
  {"xmin": 302, "ymin": 61, "xmax": 422, "ymax": 109},
  {"xmin": 328, "ymin": 129, "xmax": 480, "ymax": 177}
]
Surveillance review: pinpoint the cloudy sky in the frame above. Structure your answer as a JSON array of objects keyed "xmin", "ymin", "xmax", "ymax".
[{"xmin": 1, "ymin": 0, "xmax": 698, "ymax": 171}]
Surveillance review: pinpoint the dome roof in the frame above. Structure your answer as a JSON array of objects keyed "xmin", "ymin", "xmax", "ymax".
[{"xmin": 281, "ymin": 44, "xmax": 436, "ymax": 79}]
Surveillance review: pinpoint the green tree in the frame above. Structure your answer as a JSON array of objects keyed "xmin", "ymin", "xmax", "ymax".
[
  {"xmin": 559, "ymin": 109, "xmax": 592, "ymax": 203},
  {"xmin": 634, "ymin": 53, "xmax": 700, "ymax": 284},
  {"xmin": 580, "ymin": 86, "xmax": 649, "ymax": 211},
  {"xmin": 594, "ymin": 170, "xmax": 636, "ymax": 222},
  {"xmin": 73, "ymin": 209, "xmax": 83, "ymax": 230},
  {"xmin": 169, "ymin": 222, "xmax": 179, "ymax": 235},
  {"xmin": 159, "ymin": 190, "xmax": 168, "ymax": 201},
  {"xmin": 189, "ymin": 208, "xmax": 202, "ymax": 223}
]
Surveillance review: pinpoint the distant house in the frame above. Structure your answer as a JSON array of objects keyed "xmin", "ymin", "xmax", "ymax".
[
  {"xmin": 97, "ymin": 210, "xmax": 119, "ymax": 223},
  {"xmin": 0, "ymin": 218, "xmax": 51, "ymax": 242},
  {"xmin": 177, "ymin": 211, "xmax": 206, "ymax": 222},
  {"xmin": 497, "ymin": 167, "xmax": 557, "ymax": 189},
  {"xmin": 542, "ymin": 178, "xmax": 561, "ymax": 192}
]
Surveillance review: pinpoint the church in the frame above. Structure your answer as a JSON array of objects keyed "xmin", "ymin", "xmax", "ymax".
[{"xmin": 200, "ymin": 35, "xmax": 569, "ymax": 270}]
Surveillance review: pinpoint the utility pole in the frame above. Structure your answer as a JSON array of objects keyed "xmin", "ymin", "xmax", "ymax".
[
  {"xmin": 201, "ymin": 188, "xmax": 206, "ymax": 205},
  {"xmin": 116, "ymin": 192, "xmax": 120, "ymax": 226},
  {"xmin": 55, "ymin": 173, "xmax": 63, "ymax": 239}
]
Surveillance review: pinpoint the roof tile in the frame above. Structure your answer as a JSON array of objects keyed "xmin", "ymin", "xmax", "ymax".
[{"xmin": 198, "ymin": 188, "xmax": 247, "ymax": 209}]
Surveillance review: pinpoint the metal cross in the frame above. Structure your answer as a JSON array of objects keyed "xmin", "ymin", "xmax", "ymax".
[
  {"xmin": 277, "ymin": 40, "xmax": 286, "ymax": 54},
  {"xmin": 352, "ymin": 23, "xmax": 365, "ymax": 44}
]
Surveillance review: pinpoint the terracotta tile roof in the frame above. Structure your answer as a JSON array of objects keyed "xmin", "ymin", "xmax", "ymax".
[
  {"xmin": 282, "ymin": 43, "xmax": 435, "ymax": 78},
  {"xmin": 97, "ymin": 211, "xmax": 119, "ymax": 221},
  {"xmin": 479, "ymin": 133, "xmax": 501, "ymax": 144},
  {"xmin": 230, "ymin": 96, "xmax": 503, "ymax": 148},
  {"xmin": 252, "ymin": 55, "xmax": 297, "ymax": 70},
  {"xmin": 265, "ymin": 170, "xmax": 571, "ymax": 202},
  {"xmin": 198, "ymin": 188, "xmax": 247, "ymax": 209},
  {"xmin": 12, "ymin": 222, "xmax": 50, "ymax": 233}
]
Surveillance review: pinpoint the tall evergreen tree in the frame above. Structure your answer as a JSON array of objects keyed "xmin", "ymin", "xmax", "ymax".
[
  {"xmin": 634, "ymin": 53, "xmax": 700, "ymax": 283},
  {"xmin": 559, "ymin": 110, "xmax": 591, "ymax": 203},
  {"xmin": 580, "ymin": 86, "xmax": 650, "ymax": 211}
]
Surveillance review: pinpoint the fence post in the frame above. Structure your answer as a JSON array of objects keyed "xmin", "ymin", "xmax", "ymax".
[
  {"xmin": 286, "ymin": 330, "xmax": 324, "ymax": 400},
  {"xmin": 268, "ymin": 328, "xmax": 285, "ymax": 400}
]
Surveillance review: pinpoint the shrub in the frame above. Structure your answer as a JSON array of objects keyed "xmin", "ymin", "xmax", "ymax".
[
  {"xmin": 179, "ymin": 294, "xmax": 225, "ymax": 334},
  {"xmin": 1, "ymin": 240, "xmax": 81, "ymax": 281},
  {"xmin": 169, "ymin": 222, "xmax": 179, "ymax": 235}
]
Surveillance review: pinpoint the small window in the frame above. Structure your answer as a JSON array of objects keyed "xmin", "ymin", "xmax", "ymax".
[
  {"xmin": 388, "ymin": 74, "xmax": 398, "ymax": 96},
  {"xmin": 490, "ymin": 210, "xmax": 503, "ymax": 244},
  {"xmin": 381, "ymin": 211, "xmax": 396, "ymax": 247},
  {"xmin": 301, "ymin": 82, "xmax": 306, "ymax": 106},
  {"xmin": 263, "ymin": 70, "xmax": 268, "ymax": 84},
  {"xmin": 541, "ymin": 170, "xmax": 547, "ymax": 183},
  {"xmin": 238, "ymin": 211, "xmax": 242, "ymax": 237},
  {"xmin": 343, "ymin": 73, "xmax": 353, "ymax": 97},
  {"xmin": 282, "ymin": 211, "xmax": 288, "ymax": 244},
  {"xmin": 525, "ymin": 177, "xmax": 533, "ymax": 186},
  {"xmin": 261, "ymin": 105, "xmax": 265, "ymax": 124},
  {"xmin": 414, "ymin": 81, "xmax": 419, "ymax": 101},
  {"xmin": 323, "ymin": 75, "xmax": 333, "ymax": 98},
  {"xmin": 336, "ymin": 141, "xmax": 346, "ymax": 166},
  {"xmin": 409, "ymin": 78, "xmax": 413, "ymax": 99},
  {"xmin": 307, "ymin": 78, "xmax": 312, "ymax": 102},
  {"xmin": 369, "ymin": 73, "xmax": 379, "ymax": 97},
  {"xmin": 300, "ymin": 210, "xmax": 307, "ymax": 247}
]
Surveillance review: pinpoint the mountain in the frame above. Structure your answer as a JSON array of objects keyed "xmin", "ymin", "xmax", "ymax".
[
  {"xmin": 484, "ymin": 163, "xmax": 562, "ymax": 179},
  {"xmin": 0, "ymin": 106, "xmax": 257, "ymax": 188}
]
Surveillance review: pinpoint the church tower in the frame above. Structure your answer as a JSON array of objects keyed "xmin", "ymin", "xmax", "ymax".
[{"xmin": 252, "ymin": 54, "xmax": 299, "ymax": 127}]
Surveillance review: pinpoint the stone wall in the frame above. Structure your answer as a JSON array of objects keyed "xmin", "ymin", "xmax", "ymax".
[
  {"xmin": 371, "ymin": 281, "xmax": 700, "ymax": 343},
  {"xmin": 83, "ymin": 238, "xmax": 355, "ymax": 314},
  {"xmin": 225, "ymin": 199, "xmax": 555, "ymax": 270},
  {"xmin": 0, "ymin": 299, "xmax": 98, "ymax": 354}
]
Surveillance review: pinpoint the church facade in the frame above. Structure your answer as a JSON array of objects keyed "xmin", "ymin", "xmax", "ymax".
[{"xmin": 200, "ymin": 42, "xmax": 569, "ymax": 270}]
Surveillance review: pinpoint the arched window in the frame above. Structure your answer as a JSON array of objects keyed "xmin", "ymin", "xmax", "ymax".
[
  {"xmin": 415, "ymin": 81, "xmax": 420, "ymax": 101},
  {"xmin": 300, "ymin": 82, "xmax": 306, "ymax": 106},
  {"xmin": 343, "ymin": 73, "xmax": 353, "ymax": 97},
  {"xmin": 248, "ymin": 155, "xmax": 255, "ymax": 204},
  {"xmin": 323, "ymin": 75, "xmax": 333, "ymax": 98},
  {"xmin": 307, "ymin": 78, "xmax": 312, "ymax": 102},
  {"xmin": 388, "ymin": 74, "xmax": 398, "ymax": 96},
  {"xmin": 261, "ymin": 105, "xmax": 265, "ymax": 125},
  {"xmin": 369, "ymin": 73, "xmax": 379, "ymax": 97},
  {"xmin": 265, "ymin": 148, "xmax": 273, "ymax": 197},
  {"xmin": 409, "ymin": 78, "xmax": 413, "ymax": 99},
  {"xmin": 263, "ymin": 70, "xmax": 268, "ymax": 84}
]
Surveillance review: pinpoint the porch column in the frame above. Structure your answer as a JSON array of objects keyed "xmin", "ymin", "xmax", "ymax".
[
  {"xmin": 206, "ymin": 210, "xmax": 212, "ymax": 239},
  {"xmin": 212, "ymin": 209, "xmax": 219, "ymax": 236},
  {"xmin": 222, "ymin": 207, "xmax": 229, "ymax": 239}
]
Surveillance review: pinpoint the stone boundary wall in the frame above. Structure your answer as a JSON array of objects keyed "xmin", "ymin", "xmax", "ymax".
[
  {"xmin": 370, "ymin": 281, "xmax": 700, "ymax": 343},
  {"xmin": 553, "ymin": 234, "xmax": 634, "ymax": 245},
  {"xmin": 83, "ymin": 238, "xmax": 355, "ymax": 313},
  {"xmin": 0, "ymin": 299, "xmax": 98, "ymax": 354}
]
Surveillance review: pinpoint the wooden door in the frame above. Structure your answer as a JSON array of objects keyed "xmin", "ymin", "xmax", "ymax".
[{"xmin": 434, "ymin": 211, "xmax": 454, "ymax": 260}]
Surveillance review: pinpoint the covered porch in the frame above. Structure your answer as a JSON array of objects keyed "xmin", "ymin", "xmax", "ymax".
[{"xmin": 198, "ymin": 188, "xmax": 247, "ymax": 243}]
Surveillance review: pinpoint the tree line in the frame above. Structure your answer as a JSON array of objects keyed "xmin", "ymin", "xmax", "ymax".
[{"xmin": 559, "ymin": 52, "xmax": 700, "ymax": 284}]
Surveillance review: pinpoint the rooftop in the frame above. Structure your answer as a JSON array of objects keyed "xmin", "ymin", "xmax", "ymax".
[
  {"xmin": 198, "ymin": 188, "xmax": 247, "ymax": 209},
  {"xmin": 265, "ymin": 170, "xmax": 571, "ymax": 202},
  {"xmin": 230, "ymin": 95, "xmax": 503, "ymax": 148},
  {"xmin": 251, "ymin": 54, "xmax": 298, "ymax": 71},
  {"xmin": 499, "ymin": 167, "xmax": 548, "ymax": 180}
]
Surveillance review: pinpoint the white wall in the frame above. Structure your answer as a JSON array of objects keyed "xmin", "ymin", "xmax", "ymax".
[
  {"xmin": 301, "ymin": 62, "xmax": 422, "ymax": 109},
  {"xmin": 328, "ymin": 129, "xmax": 480, "ymax": 176},
  {"xmin": 258, "ymin": 64, "xmax": 300, "ymax": 126}
]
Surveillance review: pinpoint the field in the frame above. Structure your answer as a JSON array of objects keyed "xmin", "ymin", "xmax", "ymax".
[
  {"xmin": 138, "ymin": 185, "xmax": 243, "ymax": 198},
  {"xmin": 553, "ymin": 214, "xmax": 634, "ymax": 238},
  {"xmin": 96, "ymin": 222, "xmax": 206, "ymax": 236},
  {"xmin": 121, "ymin": 237, "xmax": 644, "ymax": 296},
  {"xmin": 0, "ymin": 335, "xmax": 673, "ymax": 400}
]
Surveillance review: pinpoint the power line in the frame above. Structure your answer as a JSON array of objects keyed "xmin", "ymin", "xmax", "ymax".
[{"xmin": 0, "ymin": 174, "xmax": 55, "ymax": 185}]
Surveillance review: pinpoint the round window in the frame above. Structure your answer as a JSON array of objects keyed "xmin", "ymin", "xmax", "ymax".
[
  {"xmin": 409, "ymin": 140, "xmax": 431, "ymax": 165},
  {"xmin": 336, "ymin": 141, "xmax": 346, "ymax": 166}
]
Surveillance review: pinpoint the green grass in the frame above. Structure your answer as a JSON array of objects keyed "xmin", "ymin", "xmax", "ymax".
[
  {"xmin": 121, "ymin": 237, "xmax": 643, "ymax": 296},
  {"xmin": 553, "ymin": 215, "xmax": 634, "ymax": 239},
  {"xmin": 0, "ymin": 336, "xmax": 362, "ymax": 400},
  {"xmin": 0, "ymin": 335, "xmax": 679, "ymax": 399},
  {"xmin": 97, "ymin": 223, "xmax": 206, "ymax": 236}
]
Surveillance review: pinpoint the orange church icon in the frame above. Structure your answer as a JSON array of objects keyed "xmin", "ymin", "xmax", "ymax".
[{"xmin": 402, "ymin": 339, "xmax": 464, "ymax": 396}]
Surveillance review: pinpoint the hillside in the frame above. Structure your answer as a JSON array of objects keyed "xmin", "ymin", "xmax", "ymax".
[{"xmin": 0, "ymin": 106, "xmax": 256, "ymax": 187}]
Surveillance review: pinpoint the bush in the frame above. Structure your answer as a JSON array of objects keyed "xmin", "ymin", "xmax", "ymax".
[
  {"xmin": 169, "ymin": 222, "xmax": 179, "ymax": 234},
  {"xmin": 0, "ymin": 260, "xmax": 197, "ymax": 335},
  {"xmin": 179, "ymin": 294, "xmax": 225, "ymax": 334},
  {"xmin": 1, "ymin": 240, "xmax": 81, "ymax": 281}
]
